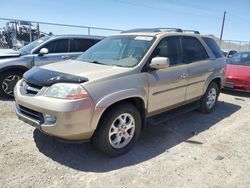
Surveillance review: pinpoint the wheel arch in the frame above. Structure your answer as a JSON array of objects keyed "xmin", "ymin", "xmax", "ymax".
[
  {"xmin": 0, "ymin": 65, "xmax": 29, "ymax": 75},
  {"xmin": 91, "ymin": 95, "xmax": 147, "ymax": 132},
  {"xmin": 203, "ymin": 75, "xmax": 222, "ymax": 94}
]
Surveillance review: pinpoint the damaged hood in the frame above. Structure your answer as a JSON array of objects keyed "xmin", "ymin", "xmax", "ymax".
[{"xmin": 0, "ymin": 49, "xmax": 21, "ymax": 58}]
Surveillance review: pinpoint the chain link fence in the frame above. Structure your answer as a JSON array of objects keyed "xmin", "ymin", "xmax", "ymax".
[
  {"xmin": 0, "ymin": 18, "xmax": 122, "ymax": 49},
  {"xmin": 220, "ymin": 40, "xmax": 250, "ymax": 52},
  {"xmin": 1, "ymin": 18, "xmax": 250, "ymax": 52}
]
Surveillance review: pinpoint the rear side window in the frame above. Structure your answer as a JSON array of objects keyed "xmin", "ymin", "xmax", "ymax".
[
  {"xmin": 70, "ymin": 39, "xmax": 100, "ymax": 52},
  {"xmin": 182, "ymin": 36, "xmax": 208, "ymax": 63},
  {"xmin": 43, "ymin": 39, "xmax": 69, "ymax": 53},
  {"xmin": 151, "ymin": 36, "xmax": 182, "ymax": 66},
  {"xmin": 202, "ymin": 37, "xmax": 223, "ymax": 58}
]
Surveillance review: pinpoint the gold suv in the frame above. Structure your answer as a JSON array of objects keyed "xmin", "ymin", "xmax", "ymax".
[{"xmin": 14, "ymin": 28, "xmax": 226, "ymax": 156}]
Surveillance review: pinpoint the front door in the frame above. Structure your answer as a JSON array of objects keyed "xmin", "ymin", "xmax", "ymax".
[
  {"xmin": 147, "ymin": 36, "xmax": 188, "ymax": 115},
  {"xmin": 33, "ymin": 39, "xmax": 70, "ymax": 66}
]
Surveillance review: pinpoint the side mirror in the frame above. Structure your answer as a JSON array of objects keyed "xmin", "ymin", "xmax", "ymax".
[
  {"xmin": 39, "ymin": 48, "xmax": 49, "ymax": 56},
  {"xmin": 149, "ymin": 57, "xmax": 170, "ymax": 70}
]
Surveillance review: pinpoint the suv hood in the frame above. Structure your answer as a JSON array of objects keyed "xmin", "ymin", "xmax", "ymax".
[
  {"xmin": 0, "ymin": 49, "xmax": 21, "ymax": 58},
  {"xmin": 41, "ymin": 59, "xmax": 130, "ymax": 81}
]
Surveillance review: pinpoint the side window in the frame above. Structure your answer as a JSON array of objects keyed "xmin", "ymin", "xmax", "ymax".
[
  {"xmin": 42, "ymin": 39, "xmax": 69, "ymax": 53},
  {"xmin": 202, "ymin": 37, "xmax": 223, "ymax": 58},
  {"xmin": 151, "ymin": 37, "xmax": 181, "ymax": 66},
  {"xmin": 182, "ymin": 37, "xmax": 209, "ymax": 63},
  {"xmin": 70, "ymin": 39, "xmax": 99, "ymax": 52}
]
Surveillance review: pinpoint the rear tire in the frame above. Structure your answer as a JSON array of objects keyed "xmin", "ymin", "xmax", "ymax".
[
  {"xmin": 92, "ymin": 103, "xmax": 141, "ymax": 157},
  {"xmin": 198, "ymin": 82, "xmax": 219, "ymax": 113},
  {"xmin": 0, "ymin": 71, "xmax": 23, "ymax": 98}
]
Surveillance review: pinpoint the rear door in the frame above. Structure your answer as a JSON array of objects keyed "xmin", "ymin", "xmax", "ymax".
[
  {"xmin": 181, "ymin": 36, "xmax": 211, "ymax": 100},
  {"xmin": 33, "ymin": 39, "xmax": 70, "ymax": 66},
  {"xmin": 68, "ymin": 38, "xmax": 100, "ymax": 59}
]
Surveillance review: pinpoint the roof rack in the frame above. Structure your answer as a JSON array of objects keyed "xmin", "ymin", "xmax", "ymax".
[
  {"xmin": 155, "ymin": 28, "xmax": 183, "ymax": 32},
  {"xmin": 121, "ymin": 28, "xmax": 200, "ymax": 34},
  {"xmin": 121, "ymin": 28, "xmax": 183, "ymax": 33},
  {"xmin": 182, "ymin": 30, "xmax": 200, "ymax": 34}
]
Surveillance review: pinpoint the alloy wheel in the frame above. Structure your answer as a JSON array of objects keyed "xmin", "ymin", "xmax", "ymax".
[
  {"xmin": 206, "ymin": 87, "xmax": 217, "ymax": 109},
  {"xmin": 2, "ymin": 75, "xmax": 21, "ymax": 96},
  {"xmin": 108, "ymin": 113, "xmax": 136, "ymax": 149}
]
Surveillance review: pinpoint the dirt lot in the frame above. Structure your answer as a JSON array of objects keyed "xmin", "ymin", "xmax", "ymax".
[{"xmin": 0, "ymin": 91, "xmax": 250, "ymax": 188}]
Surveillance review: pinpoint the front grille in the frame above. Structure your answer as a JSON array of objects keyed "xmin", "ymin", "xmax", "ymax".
[
  {"xmin": 22, "ymin": 81, "xmax": 42, "ymax": 96},
  {"xmin": 18, "ymin": 105, "xmax": 44, "ymax": 124}
]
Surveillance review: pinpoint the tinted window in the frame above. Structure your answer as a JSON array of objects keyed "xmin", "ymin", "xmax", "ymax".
[
  {"xmin": 202, "ymin": 37, "xmax": 223, "ymax": 58},
  {"xmin": 43, "ymin": 39, "xmax": 69, "ymax": 53},
  {"xmin": 182, "ymin": 37, "xmax": 208, "ymax": 63},
  {"xmin": 70, "ymin": 39, "xmax": 100, "ymax": 52},
  {"xmin": 152, "ymin": 37, "xmax": 181, "ymax": 65}
]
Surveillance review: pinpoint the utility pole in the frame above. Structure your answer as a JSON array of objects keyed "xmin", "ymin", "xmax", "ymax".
[{"xmin": 219, "ymin": 11, "xmax": 226, "ymax": 45}]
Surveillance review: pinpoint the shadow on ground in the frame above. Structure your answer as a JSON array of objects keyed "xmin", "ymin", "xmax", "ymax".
[
  {"xmin": 33, "ymin": 101, "xmax": 240, "ymax": 172},
  {"xmin": 222, "ymin": 89, "xmax": 250, "ymax": 98},
  {"xmin": 0, "ymin": 97, "xmax": 13, "ymax": 101}
]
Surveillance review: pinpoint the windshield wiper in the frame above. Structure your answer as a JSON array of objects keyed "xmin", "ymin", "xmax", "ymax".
[
  {"xmin": 79, "ymin": 59, "xmax": 118, "ymax": 66},
  {"xmin": 90, "ymin": 60, "xmax": 106, "ymax": 65},
  {"xmin": 88, "ymin": 60, "xmax": 116, "ymax": 66}
]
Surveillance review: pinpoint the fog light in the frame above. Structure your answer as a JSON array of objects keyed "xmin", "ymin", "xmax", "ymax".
[{"xmin": 44, "ymin": 114, "xmax": 57, "ymax": 124}]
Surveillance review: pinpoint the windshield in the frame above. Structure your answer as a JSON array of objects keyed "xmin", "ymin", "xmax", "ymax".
[
  {"xmin": 228, "ymin": 52, "xmax": 250, "ymax": 66},
  {"xmin": 77, "ymin": 35, "xmax": 155, "ymax": 67},
  {"xmin": 19, "ymin": 36, "xmax": 51, "ymax": 54}
]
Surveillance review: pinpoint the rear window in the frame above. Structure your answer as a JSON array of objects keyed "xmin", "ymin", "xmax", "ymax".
[
  {"xmin": 182, "ymin": 36, "xmax": 209, "ymax": 63},
  {"xmin": 202, "ymin": 37, "xmax": 223, "ymax": 58},
  {"xmin": 70, "ymin": 39, "xmax": 100, "ymax": 52}
]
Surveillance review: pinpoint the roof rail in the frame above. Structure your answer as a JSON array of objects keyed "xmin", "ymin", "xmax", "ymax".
[
  {"xmin": 155, "ymin": 28, "xmax": 183, "ymax": 32},
  {"xmin": 182, "ymin": 30, "xmax": 200, "ymax": 34},
  {"xmin": 121, "ymin": 28, "xmax": 183, "ymax": 33},
  {"xmin": 121, "ymin": 28, "xmax": 200, "ymax": 34},
  {"xmin": 121, "ymin": 28, "xmax": 161, "ymax": 33}
]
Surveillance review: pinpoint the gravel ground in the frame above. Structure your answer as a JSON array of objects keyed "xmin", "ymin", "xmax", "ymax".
[{"xmin": 0, "ymin": 91, "xmax": 250, "ymax": 188}]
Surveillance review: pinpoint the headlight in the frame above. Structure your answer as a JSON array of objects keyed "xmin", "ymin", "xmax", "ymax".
[{"xmin": 44, "ymin": 83, "xmax": 88, "ymax": 99}]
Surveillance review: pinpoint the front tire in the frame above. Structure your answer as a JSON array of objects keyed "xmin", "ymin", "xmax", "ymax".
[
  {"xmin": 0, "ymin": 71, "xmax": 23, "ymax": 98},
  {"xmin": 198, "ymin": 82, "xmax": 219, "ymax": 113},
  {"xmin": 92, "ymin": 103, "xmax": 141, "ymax": 157}
]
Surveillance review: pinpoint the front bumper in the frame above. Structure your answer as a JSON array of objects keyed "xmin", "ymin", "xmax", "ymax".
[
  {"xmin": 14, "ymin": 82, "xmax": 96, "ymax": 140},
  {"xmin": 222, "ymin": 77, "xmax": 250, "ymax": 93}
]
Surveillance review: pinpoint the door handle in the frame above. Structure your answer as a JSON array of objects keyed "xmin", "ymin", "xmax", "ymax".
[
  {"xmin": 62, "ymin": 55, "xmax": 70, "ymax": 59},
  {"xmin": 180, "ymin": 73, "xmax": 188, "ymax": 79}
]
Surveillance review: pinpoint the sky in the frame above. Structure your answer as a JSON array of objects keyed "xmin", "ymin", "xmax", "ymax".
[{"xmin": 1, "ymin": 0, "xmax": 250, "ymax": 41}]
